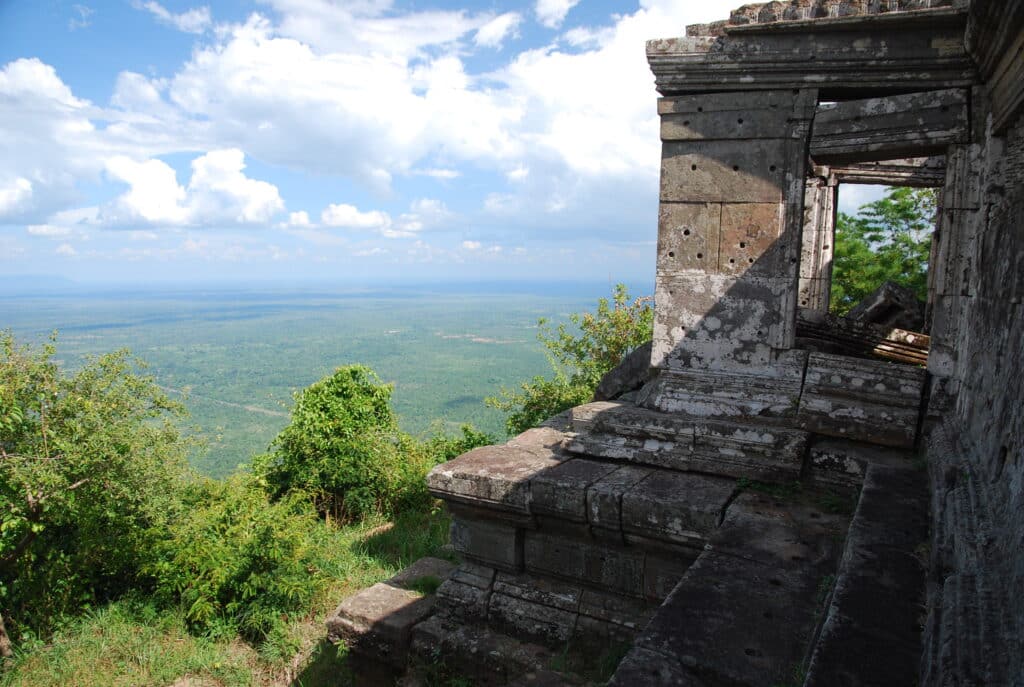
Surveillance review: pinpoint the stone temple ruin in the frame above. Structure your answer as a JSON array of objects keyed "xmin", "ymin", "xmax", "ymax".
[{"xmin": 327, "ymin": 1, "xmax": 1024, "ymax": 684}]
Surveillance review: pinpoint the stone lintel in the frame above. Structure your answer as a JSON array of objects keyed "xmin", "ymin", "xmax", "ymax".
[
  {"xmin": 810, "ymin": 88, "xmax": 969, "ymax": 165},
  {"xmin": 829, "ymin": 156, "xmax": 947, "ymax": 187},
  {"xmin": 647, "ymin": 12, "xmax": 973, "ymax": 99}
]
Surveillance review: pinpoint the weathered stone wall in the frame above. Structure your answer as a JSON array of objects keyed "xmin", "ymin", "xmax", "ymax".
[
  {"xmin": 922, "ymin": 108, "xmax": 1024, "ymax": 686},
  {"xmin": 687, "ymin": 0, "xmax": 957, "ymax": 36}
]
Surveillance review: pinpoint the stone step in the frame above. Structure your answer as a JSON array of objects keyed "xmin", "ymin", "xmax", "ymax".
[
  {"xmin": 566, "ymin": 401, "xmax": 808, "ymax": 482},
  {"xmin": 428, "ymin": 421, "xmax": 741, "ymax": 595},
  {"xmin": 609, "ymin": 491, "xmax": 849, "ymax": 686},
  {"xmin": 435, "ymin": 562, "xmax": 657, "ymax": 650},
  {"xmin": 408, "ymin": 614, "xmax": 596, "ymax": 686},
  {"xmin": 637, "ymin": 357, "xmax": 808, "ymax": 420},
  {"xmin": 807, "ymin": 436, "xmax": 918, "ymax": 492},
  {"xmin": 326, "ymin": 556, "xmax": 457, "ymax": 669},
  {"xmin": 796, "ymin": 352, "xmax": 926, "ymax": 449},
  {"xmin": 803, "ymin": 464, "xmax": 928, "ymax": 687},
  {"xmin": 439, "ymin": 464, "xmax": 736, "ymax": 597}
]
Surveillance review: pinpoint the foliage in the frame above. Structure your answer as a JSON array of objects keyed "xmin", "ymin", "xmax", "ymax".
[
  {"xmin": 254, "ymin": 366, "xmax": 494, "ymax": 523},
  {"xmin": 4, "ymin": 509, "xmax": 454, "ymax": 687},
  {"xmin": 830, "ymin": 187, "xmax": 936, "ymax": 314},
  {"xmin": 0, "ymin": 331, "xmax": 192, "ymax": 637},
  {"xmin": 146, "ymin": 474, "xmax": 324, "ymax": 652},
  {"xmin": 487, "ymin": 284, "xmax": 654, "ymax": 434}
]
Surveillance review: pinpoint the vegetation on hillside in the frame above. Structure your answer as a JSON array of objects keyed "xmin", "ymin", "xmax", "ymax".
[
  {"xmin": 487, "ymin": 284, "xmax": 654, "ymax": 434},
  {"xmin": 0, "ymin": 285, "xmax": 645, "ymax": 684},
  {"xmin": 0, "ymin": 333, "xmax": 489, "ymax": 681},
  {"xmin": 830, "ymin": 187, "xmax": 937, "ymax": 315}
]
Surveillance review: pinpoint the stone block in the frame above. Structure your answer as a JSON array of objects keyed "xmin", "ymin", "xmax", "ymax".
[
  {"xmin": 435, "ymin": 562, "xmax": 495, "ymax": 621},
  {"xmin": 427, "ymin": 442, "xmax": 564, "ymax": 515},
  {"xmin": 797, "ymin": 352, "xmax": 926, "ymax": 448},
  {"xmin": 450, "ymin": 516, "xmax": 524, "ymax": 571},
  {"xmin": 808, "ymin": 437, "xmax": 916, "ymax": 491},
  {"xmin": 577, "ymin": 587, "xmax": 655, "ymax": 630},
  {"xmin": 568, "ymin": 400, "xmax": 808, "ymax": 481},
  {"xmin": 524, "ymin": 531, "xmax": 646, "ymax": 597},
  {"xmin": 651, "ymin": 272, "xmax": 799, "ymax": 360},
  {"xmin": 387, "ymin": 556, "xmax": 457, "ymax": 589},
  {"xmin": 585, "ymin": 465, "xmax": 656, "ymax": 535},
  {"xmin": 660, "ymin": 139, "xmax": 787, "ymax": 203},
  {"xmin": 632, "ymin": 547, "xmax": 821, "ymax": 687},
  {"xmin": 658, "ymin": 92, "xmax": 794, "ymax": 141},
  {"xmin": 621, "ymin": 470, "xmax": 734, "ymax": 545},
  {"xmin": 638, "ymin": 358, "xmax": 806, "ymax": 422},
  {"xmin": 488, "ymin": 592, "xmax": 577, "ymax": 645},
  {"xmin": 529, "ymin": 459, "xmax": 620, "ymax": 522},
  {"xmin": 810, "ymin": 88, "xmax": 969, "ymax": 165},
  {"xmin": 609, "ymin": 645, "xmax": 707, "ymax": 686},
  {"xmin": 657, "ymin": 202, "xmax": 721, "ymax": 273},
  {"xmin": 493, "ymin": 571, "xmax": 582, "ymax": 613},
  {"xmin": 326, "ymin": 582, "xmax": 437, "ymax": 667},
  {"xmin": 717, "ymin": 202, "xmax": 789, "ymax": 277},
  {"xmin": 409, "ymin": 615, "xmax": 555, "ymax": 686}
]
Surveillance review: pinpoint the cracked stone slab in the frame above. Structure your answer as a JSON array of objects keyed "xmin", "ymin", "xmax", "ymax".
[
  {"xmin": 621, "ymin": 470, "xmax": 736, "ymax": 546},
  {"xmin": 586, "ymin": 465, "xmax": 656, "ymax": 536},
  {"xmin": 530, "ymin": 458, "xmax": 621, "ymax": 522}
]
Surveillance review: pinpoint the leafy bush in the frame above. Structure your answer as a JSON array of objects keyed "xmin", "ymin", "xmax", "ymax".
[
  {"xmin": 0, "ymin": 332, "xmax": 192, "ymax": 639},
  {"xmin": 487, "ymin": 284, "xmax": 654, "ymax": 434},
  {"xmin": 254, "ymin": 366, "xmax": 494, "ymax": 522},
  {"xmin": 831, "ymin": 187, "xmax": 936, "ymax": 315},
  {"xmin": 146, "ymin": 474, "xmax": 322, "ymax": 652}
]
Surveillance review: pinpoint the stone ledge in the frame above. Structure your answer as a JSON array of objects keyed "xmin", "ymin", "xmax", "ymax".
[{"xmin": 427, "ymin": 427, "xmax": 568, "ymax": 514}]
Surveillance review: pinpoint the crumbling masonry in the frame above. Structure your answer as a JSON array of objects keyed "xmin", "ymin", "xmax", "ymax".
[{"xmin": 328, "ymin": 1, "xmax": 1024, "ymax": 684}]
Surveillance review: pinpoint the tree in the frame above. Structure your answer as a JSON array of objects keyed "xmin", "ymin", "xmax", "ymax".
[
  {"xmin": 487, "ymin": 284, "xmax": 654, "ymax": 435},
  {"xmin": 253, "ymin": 365, "xmax": 492, "ymax": 523},
  {"xmin": 0, "ymin": 332, "xmax": 191, "ymax": 647},
  {"xmin": 830, "ymin": 187, "xmax": 936, "ymax": 314}
]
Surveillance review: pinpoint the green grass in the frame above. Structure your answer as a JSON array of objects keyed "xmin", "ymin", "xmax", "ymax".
[{"xmin": 1, "ymin": 508, "xmax": 452, "ymax": 687}]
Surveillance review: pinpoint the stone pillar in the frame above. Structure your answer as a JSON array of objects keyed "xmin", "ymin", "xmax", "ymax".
[
  {"xmin": 798, "ymin": 174, "xmax": 838, "ymax": 312},
  {"xmin": 643, "ymin": 89, "xmax": 817, "ymax": 419}
]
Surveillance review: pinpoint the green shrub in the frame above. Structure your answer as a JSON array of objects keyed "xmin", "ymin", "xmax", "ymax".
[
  {"xmin": 254, "ymin": 366, "xmax": 494, "ymax": 523},
  {"xmin": 146, "ymin": 474, "xmax": 321, "ymax": 651},
  {"xmin": 487, "ymin": 284, "xmax": 653, "ymax": 434}
]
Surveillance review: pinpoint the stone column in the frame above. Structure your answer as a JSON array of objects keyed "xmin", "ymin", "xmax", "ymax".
[
  {"xmin": 643, "ymin": 89, "xmax": 817, "ymax": 419},
  {"xmin": 798, "ymin": 174, "xmax": 838, "ymax": 312}
]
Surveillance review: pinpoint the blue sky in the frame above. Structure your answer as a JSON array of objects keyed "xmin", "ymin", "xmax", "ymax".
[{"xmin": 0, "ymin": 0, "xmax": 880, "ymax": 285}]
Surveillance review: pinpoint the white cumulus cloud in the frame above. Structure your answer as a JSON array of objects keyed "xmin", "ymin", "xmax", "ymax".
[
  {"xmin": 535, "ymin": 0, "xmax": 580, "ymax": 28},
  {"xmin": 135, "ymin": 1, "xmax": 211, "ymax": 33},
  {"xmin": 475, "ymin": 13, "xmax": 521, "ymax": 48},
  {"xmin": 101, "ymin": 149, "xmax": 283, "ymax": 227}
]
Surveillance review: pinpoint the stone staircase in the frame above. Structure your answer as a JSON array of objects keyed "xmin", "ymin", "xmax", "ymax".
[{"xmin": 326, "ymin": 352, "xmax": 930, "ymax": 685}]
